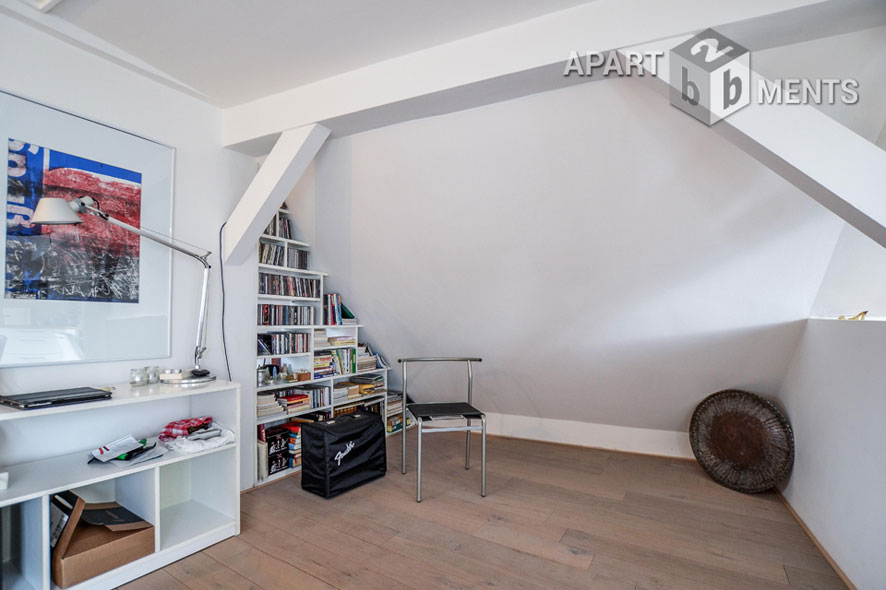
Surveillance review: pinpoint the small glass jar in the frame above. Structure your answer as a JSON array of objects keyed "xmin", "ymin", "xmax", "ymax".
[
  {"xmin": 130, "ymin": 367, "xmax": 147, "ymax": 386},
  {"xmin": 145, "ymin": 366, "xmax": 160, "ymax": 384}
]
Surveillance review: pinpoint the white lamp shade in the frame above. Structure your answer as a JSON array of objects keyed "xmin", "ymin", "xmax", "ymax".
[{"xmin": 31, "ymin": 198, "xmax": 83, "ymax": 225}]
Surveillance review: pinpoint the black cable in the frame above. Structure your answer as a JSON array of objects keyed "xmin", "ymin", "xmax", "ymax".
[{"xmin": 218, "ymin": 221, "xmax": 232, "ymax": 381}]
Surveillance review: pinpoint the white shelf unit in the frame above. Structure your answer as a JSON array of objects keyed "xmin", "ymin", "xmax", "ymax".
[
  {"xmin": 384, "ymin": 390, "xmax": 415, "ymax": 437},
  {"xmin": 0, "ymin": 381, "xmax": 240, "ymax": 590},
  {"xmin": 254, "ymin": 209, "xmax": 389, "ymax": 487}
]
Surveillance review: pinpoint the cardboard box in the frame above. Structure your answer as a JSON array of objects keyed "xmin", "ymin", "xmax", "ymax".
[{"xmin": 51, "ymin": 493, "xmax": 154, "ymax": 588}]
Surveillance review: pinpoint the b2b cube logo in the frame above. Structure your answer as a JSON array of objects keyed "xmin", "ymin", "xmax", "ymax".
[{"xmin": 669, "ymin": 29, "xmax": 750, "ymax": 125}]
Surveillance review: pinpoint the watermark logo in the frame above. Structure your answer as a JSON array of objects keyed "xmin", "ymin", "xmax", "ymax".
[
  {"xmin": 669, "ymin": 29, "xmax": 750, "ymax": 126},
  {"xmin": 563, "ymin": 31, "xmax": 860, "ymax": 125}
]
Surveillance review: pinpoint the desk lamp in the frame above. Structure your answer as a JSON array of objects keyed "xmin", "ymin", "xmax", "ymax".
[{"xmin": 31, "ymin": 196, "xmax": 215, "ymax": 384}]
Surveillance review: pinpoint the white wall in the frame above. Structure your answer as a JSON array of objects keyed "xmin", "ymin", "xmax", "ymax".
[
  {"xmin": 778, "ymin": 319, "xmax": 886, "ymax": 589},
  {"xmin": 811, "ymin": 222, "xmax": 886, "ymax": 320},
  {"xmin": 0, "ymin": 14, "xmax": 259, "ymax": 483},
  {"xmin": 288, "ymin": 75, "xmax": 843, "ymax": 450}
]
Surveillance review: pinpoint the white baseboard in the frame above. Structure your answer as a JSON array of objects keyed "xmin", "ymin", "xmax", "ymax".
[{"xmin": 483, "ymin": 413, "xmax": 694, "ymax": 459}]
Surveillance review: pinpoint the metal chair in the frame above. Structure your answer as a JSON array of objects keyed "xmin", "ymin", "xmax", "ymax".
[{"xmin": 398, "ymin": 357, "xmax": 486, "ymax": 502}]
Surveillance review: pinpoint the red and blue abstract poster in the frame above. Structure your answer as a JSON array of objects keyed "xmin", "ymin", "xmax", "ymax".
[{"xmin": 6, "ymin": 139, "xmax": 142, "ymax": 303}]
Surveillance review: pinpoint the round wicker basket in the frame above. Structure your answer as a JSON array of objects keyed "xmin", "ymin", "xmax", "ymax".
[{"xmin": 689, "ymin": 389, "xmax": 794, "ymax": 494}]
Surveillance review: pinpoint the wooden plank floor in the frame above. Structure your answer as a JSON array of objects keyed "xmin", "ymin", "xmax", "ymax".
[{"xmin": 121, "ymin": 433, "xmax": 846, "ymax": 590}]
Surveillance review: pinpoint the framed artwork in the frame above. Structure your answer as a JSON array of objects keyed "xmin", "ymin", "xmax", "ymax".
[{"xmin": 0, "ymin": 91, "xmax": 173, "ymax": 367}]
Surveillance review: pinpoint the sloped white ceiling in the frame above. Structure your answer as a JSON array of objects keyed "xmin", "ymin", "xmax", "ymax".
[
  {"xmin": 44, "ymin": 0, "xmax": 596, "ymax": 106},
  {"xmin": 288, "ymin": 76, "xmax": 844, "ymax": 433}
]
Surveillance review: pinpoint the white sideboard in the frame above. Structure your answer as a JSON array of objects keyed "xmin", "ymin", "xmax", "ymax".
[{"xmin": 0, "ymin": 380, "xmax": 241, "ymax": 590}]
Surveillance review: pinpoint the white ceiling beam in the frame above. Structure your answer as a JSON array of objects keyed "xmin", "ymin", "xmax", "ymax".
[
  {"xmin": 18, "ymin": 0, "xmax": 64, "ymax": 13},
  {"xmin": 717, "ymin": 0, "xmax": 886, "ymax": 51},
  {"xmin": 619, "ymin": 40, "xmax": 886, "ymax": 248},
  {"xmin": 223, "ymin": 124, "xmax": 330, "ymax": 264},
  {"xmin": 222, "ymin": 0, "xmax": 821, "ymax": 156}
]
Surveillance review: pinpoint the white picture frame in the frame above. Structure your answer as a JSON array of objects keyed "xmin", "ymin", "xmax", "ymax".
[{"xmin": 0, "ymin": 90, "xmax": 173, "ymax": 367}]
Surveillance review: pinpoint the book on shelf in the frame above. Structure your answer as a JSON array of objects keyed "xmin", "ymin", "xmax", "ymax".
[
  {"xmin": 341, "ymin": 304, "xmax": 357, "ymax": 325},
  {"xmin": 259, "ymin": 273, "xmax": 320, "ymax": 298},
  {"xmin": 290, "ymin": 383, "xmax": 332, "ymax": 406},
  {"xmin": 314, "ymin": 348, "xmax": 354, "ymax": 378},
  {"xmin": 268, "ymin": 451, "xmax": 288, "ymax": 475},
  {"xmin": 386, "ymin": 414, "xmax": 413, "ymax": 433},
  {"xmin": 279, "ymin": 394, "xmax": 311, "ymax": 414},
  {"xmin": 314, "ymin": 329, "xmax": 330, "ymax": 348},
  {"xmin": 257, "ymin": 332, "xmax": 309, "ymax": 355},
  {"xmin": 258, "ymin": 385, "xmax": 331, "ymax": 418},
  {"xmin": 265, "ymin": 426, "xmax": 288, "ymax": 455},
  {"xmin": 350, "ymin": 373, "xmax": 384, "ymax": 387},
  {"xmin": 288, "ymin": 411, "xmax": 328, "ymax": 424},
  {"xmin": 386, "ymin": 391, "xmax": 405, "ymax": 416},
  {"xmin": 386, "ymin": 400, "xmax": 403, "ymax": 416},
  {"xmin": 313, "ymin": 351, "xmax": 334, "ymax": 378},
  {"xmin": 327, "ymin": 335, "xmax": 356, "ymax": 347},
  {"xmin": 257, "ymin": 304, "xmax": 314, "ymax": 327},
  {"xmin": 323, "ymin": 293, "xmax": 343, "ymax": 325},
  {"xmin": 334, "ymin": 399, "xmax": 383, "ymax": 418},
  {"xmin": 259, "ymin": 242, "xmax": 286, "ymax": 266},
  {"xmin": 287, "ymin": 247, "xmax": 309, "ymax": 270},
  {"xmin": 356, "ymin": 342, "xmax": 379, "ymax": 372},
  {"xmin": 264, "ymin": 426, "xmax": 290, "ymax": 476},
  {"xmin": 257, "ymin": 392, "xmax": 285, "ymax": 417},
  {"xmin": 280, "ymin": 423, "xmax": 302, "ymax": 467},
  {"xmin": 265, "ymin": 211, "xmax": 295, "ymax": 240},
  {"xmin": 338, "ymin": 377, "xmax": 384, "ymax": 398},
  {"xmin": 257, "ymin": 440, "xmax": 269, "ymax": 479},
  {"xmin": 332, "ymin": 383, "xmax": 359, "ymax": 404}
]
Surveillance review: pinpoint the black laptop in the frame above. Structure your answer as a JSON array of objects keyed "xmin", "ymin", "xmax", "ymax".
[{"xmin": 0, "ymin": 387, "xmax": 111, "ymax": 410}]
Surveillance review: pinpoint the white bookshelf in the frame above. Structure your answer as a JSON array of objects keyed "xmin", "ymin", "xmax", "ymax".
[
  {"xmin": 0, "ymin": 381, "xmax": 240, "ymax": 590},
  {"xmin": 253, "ymin": 209, "xmax": 389, "ymax": 487}
]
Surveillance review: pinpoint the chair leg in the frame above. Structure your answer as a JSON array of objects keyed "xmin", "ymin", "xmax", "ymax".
[
  {"xmin": 416, "ymin": 420, "xmax": 423, "ymax": 503},
  {"xmin": 465, "ymin": 418, "xmax": 471, "ymax": 470},
  {"xmin": 401, "ymin": 411, "xmax": 407, "ymax": 475},
  {"xmin": 481, "ymin": 415, "xmax": 487, "ymax": 497}
]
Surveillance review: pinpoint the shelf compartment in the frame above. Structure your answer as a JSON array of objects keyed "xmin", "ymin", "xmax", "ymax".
[
  {"xmin": 256, "ymin": 325, "xmax": 314, "ymax": 332},
  {"xmin": 257, "ymin": 404, "xmax": 333, "ymax": 426},
  {"xmin": 158, "ymin": 500, "xmax": 233, "ymax": 552},
  {"xmin": 259, "ymin": 234, "xmax": 310, "ymax": 248},
  {"xmin": 260, "ymin": 464, "xmax": 301, "ymax": 486},
  {"xmin": 0, "ymin": 443, "xmax": 236, "ymax": 510},
  {"xmin": 70, "ymin": 468, "xmax": 159, "ymax": 548},
  {"xmin": 257, "ymin": 294, "xmax": 321, "ymax": 303},
  {"xmin": 257, "ymin": 264, "xmax": 326, "ymax": 277},
  {"xmin": 159, "ymin": 447, "xmax": 238, "ymax": 552},
  {"xmin": 256, "ymin": 352, "xmax": 311, "ymax": 360},
  {"xmin": 333, "ymin": 393, "xmax": 387, "ymax": 408},
  {"xmin": 256, "ymin": 377, "xmax": 332, "ymax": 393},
  {"xmin": 0, "ymin": 496, "xmax": 47, "ymax": 590}
]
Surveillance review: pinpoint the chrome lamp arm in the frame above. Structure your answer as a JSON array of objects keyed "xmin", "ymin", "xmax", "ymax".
[
  {"xmin": 33, "ymin": 196, "xmax": 212, "ymax": 373},
  {"xmin": 72, "ymin": 198, "xmax": 212, "ymax": 371}
]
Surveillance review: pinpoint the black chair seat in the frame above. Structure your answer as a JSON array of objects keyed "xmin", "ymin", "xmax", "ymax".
[{"xmin": 407, "ymin": 401, "xmax": 484, "ymax": 421}]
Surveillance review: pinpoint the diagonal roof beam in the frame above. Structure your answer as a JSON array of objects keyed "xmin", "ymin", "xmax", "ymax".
[
  {"xmin": 223, "ymin": 124, "xmax": 329, "ymax": 264},
  {"xmin": 222, "ymin": 0, "xmax": 823, "ymax": 156},
  {"xmin": 618, "ymin": 38, "xmax": 886, "ymax": 248}
]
